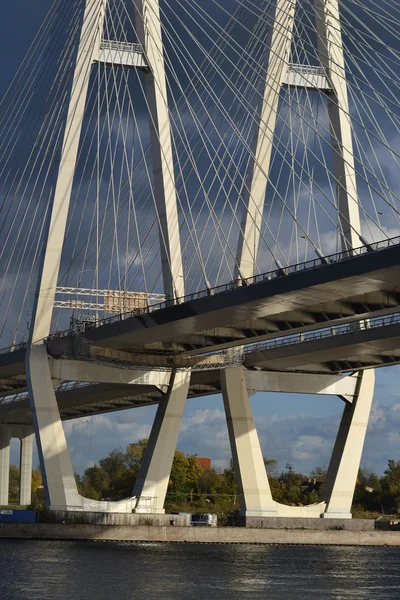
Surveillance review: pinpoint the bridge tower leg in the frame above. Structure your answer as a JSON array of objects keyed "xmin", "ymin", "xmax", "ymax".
[
  {"xmin": 235, "ymin": 0, "xmax": 364, "ymax": 278},
  {"xmin": 314, "ymin": 0, "xmax": 362, "ymax": 250},
  {"xmin": 233, "ymin": 0, "xmax": 372, "ymax": 520},
  {"xmin": 322, "ymin": 369, "xmax": 375, "ymax": 518},
  {"xmin": 234, "ymin": 0, "xmax": 296, "ymax": 279},
  {"xmin": 221, "ymin": 367, "xmax": 277, "ymax": 516},
  {"xmin": 26, "ymin": 0, "xmax": 184, "ymax": 511},
  {"xmin": 135, "ymin": 0, "xmax": 185, "ymax": 301},
  {"xmin": 133, "ymin": 371, "xmax": 190, "ymax": 513},
  {"xmin": 24, "ymin": 0, "xmax": 184, "ymax": 509},
  {"xmin": 0, "ymin": 426, "xmax": 10, "ymax": 506},
  {"xmin": 314, "ymin": 0, "xmax": 375, "ymax": 517},
  {"xmin": 19, "ymin": 430, "xmax": 34, "ymax": 507},
  {"xmin": 25, "ymin": 0, "xmax": 107, "ymax": 511}
]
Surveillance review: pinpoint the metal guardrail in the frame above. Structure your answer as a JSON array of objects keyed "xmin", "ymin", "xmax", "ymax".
[
  {"xmin": 100, "ymin": 39, "xmax": 143, "ymax": 54},
  {"xmin": 1, "ymin": 313, "xmax": 400, "ymax": 407},
  {"xmin": 1, "ymin": 235, "xmax": 399, "ymax": 354},
  {"xmin": 244, "ymin": 313, "xmax": 400, "ymax": 355},
  {"xmin": 85, "ymin": 234, "xmax": 400, "ymax": 329},
  {"xmin": 288, "ymin": 63, "xmax": 327, "ymax": 76}
]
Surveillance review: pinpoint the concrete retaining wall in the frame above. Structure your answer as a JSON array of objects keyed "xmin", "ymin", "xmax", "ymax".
[
  {"xmin": 53, "ymin": 511, "xmax": 191, "ymax": 527},
  {"xmin": 0, "ymin": 523, "xmax": 399, "ymax": 546},
  {"xmin": 236, "ymin": 517, "xmax": 374, "ymax": 530}
]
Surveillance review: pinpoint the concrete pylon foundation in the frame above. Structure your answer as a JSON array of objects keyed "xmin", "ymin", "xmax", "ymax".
[
  {"xmin": 221, "ymin": 367, "xmax": 375, "ymax": 520},
  {"xmin": 322, "ymin": 369, "xmax": 375, "ymax": 518},
  {"xmin": 26, "ymin": 345, "xmax": 144, "ymax": 512},
  {"xmin": 133, "ymin": 370, "xmax": 191, "ymax": 513},
  {"xmin": 221, "ymin": 366, "xmax": 277, "ymax": 517},
  {"xmin": 0, "ymin": 425, "xmax": 11, "ymax": 506}
]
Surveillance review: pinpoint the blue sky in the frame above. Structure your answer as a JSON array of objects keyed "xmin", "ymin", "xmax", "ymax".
[{"xmin": 2, "ymin": 0, "xmax": 400, "ymax": 477}]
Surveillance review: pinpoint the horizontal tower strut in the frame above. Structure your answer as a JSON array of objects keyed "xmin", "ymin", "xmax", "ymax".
[
  {"xmin": 55, "ymin": 287, "xmax": 165, "ymax": 313},
  {"xmin": 283, "ymin": 63, "xmax": 332, "ymax": 91},
  {"xmin": 93, "ymin": 39, "xmax": 149, "ymax": 69}
]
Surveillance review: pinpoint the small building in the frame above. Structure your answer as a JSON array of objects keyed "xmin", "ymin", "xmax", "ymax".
[{"xmin": 196, "ymin": 457, "xmax": 211, "ymax": 470}]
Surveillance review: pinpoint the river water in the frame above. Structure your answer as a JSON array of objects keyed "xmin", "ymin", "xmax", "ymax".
[{"xmin": 0, "ymin": 540, "xmax": 399, "ymax": 599}]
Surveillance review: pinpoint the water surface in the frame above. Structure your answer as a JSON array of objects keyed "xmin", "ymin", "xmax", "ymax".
[{"xmin": 0, "ymin": 540, "xmax": 399, "ymax": 599}]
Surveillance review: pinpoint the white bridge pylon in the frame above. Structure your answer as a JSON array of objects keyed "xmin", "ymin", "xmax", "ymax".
[
  {"xmin": 21, "ymin": 0, "xmax": 376, "ymax": 517},
  {"xmin": 26, "ymin": 0, "xmax": 185, "ymax": 512},
  {"xmin": 236, "ymin": 0, "xmax": 364, "ymax": 280}
]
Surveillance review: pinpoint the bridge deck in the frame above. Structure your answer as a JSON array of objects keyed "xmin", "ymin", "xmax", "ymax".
[{"xmin": 1, "ymin": 239, "xmax": 400, "ymax": 424}]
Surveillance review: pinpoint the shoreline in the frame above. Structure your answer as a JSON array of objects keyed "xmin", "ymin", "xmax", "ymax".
[{"xmin": 1, "ymin": 523, "xmax": 400, "ymax": 546}]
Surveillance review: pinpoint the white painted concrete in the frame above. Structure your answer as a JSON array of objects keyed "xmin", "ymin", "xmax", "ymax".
[
  {"xmin": 275, "ymin": 501, "xmax": 326, "ymax": 517},
  {"xmin": 236, "ymin": 0, "xmax": 363, "ymax": 274},
  {"xmin": 314, "ymin": 0, "xmax": 362, "ymax": 250},
  {"xmin": 49, "ymin": 359, "xmax": 170, "ymax": 391},
  {"xmin": 0, "ymin": 425, "xmax": 10, "ymax": 506},
  {"xmin": 245, "ymin": 370, "xmax": 357, "ymax": 402},
  {"xmin": 26, "ymin": 345, "xmax": 82, "ymax": 510},
  {"xmin": 26, "ymin": 346, "xmax": 142, "ymax": 512},
  {"xmin": 29, "ymin": 0, "xmax": 106, "ymax": 344},
  {"xmin": 19, "ymin": 432, "xmax": 34, "ymax": 506},
  {"xmin": 133, "ymin": 371, "xmax": 191, "ymax": 513},
  {"xmin": 221, "ymin": 366, "xmax": 277, "ymax": 516},
  {"xmin": 235, "ymin": 0, "xmax": 296, "ymax": 279},
  {"xmin": 322, "ymin": 369, "xmax": 375, "ymax": 518},
  {"xmin": 283, "ymin": 64, "xmax": 331, "ymax": 90},
  {"xmin": 135, "ymin": 0, "xmax": 185, "ymax": 300}
]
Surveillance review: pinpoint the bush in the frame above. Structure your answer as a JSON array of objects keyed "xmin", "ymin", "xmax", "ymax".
[{"xmin": 139, "ymin": 517, "xmax": 154, "ymax": 526}]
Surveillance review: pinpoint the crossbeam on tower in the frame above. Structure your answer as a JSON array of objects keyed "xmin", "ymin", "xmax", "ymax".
[
  {"xmin": 54, "ymin": 287, "xmax": 165, "ymax": 312},
  {"xmin": 93, "ymin": 39, "xmax": 149, "ymax": 69}
]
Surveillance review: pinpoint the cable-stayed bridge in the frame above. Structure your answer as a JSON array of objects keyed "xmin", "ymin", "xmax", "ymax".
[{"xmin": 0, "ymin": 0, "xmax": 400, "ymax": 519}]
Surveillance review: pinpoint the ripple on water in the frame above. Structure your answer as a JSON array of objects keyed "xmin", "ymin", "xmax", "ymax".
[{"xmin": 0, "ymin": 540, "xmax": 400, "ymax": 600}]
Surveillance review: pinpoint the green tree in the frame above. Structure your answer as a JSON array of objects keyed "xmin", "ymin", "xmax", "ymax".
[
  {"xmin": 9, "ymin": 465, "xmax": 20, "ymax": 504},
  {"xmin": 186, "ymin": 455, "xmax": 204, "ymax": 493},
  {"xmin": 98, "ymin": 449, "xmax": 130, "ymax": 499},
  {"xmin": 169, "ymin": 450, "xmax": 189, "ymax": 500},
  {"xmin": 80, "ymin": 464, "xmax": 110, "ymax": 500},
  {"xmin": 31, "ymin": 467, "xmax": 43, "ymax": 503},
  {"xmin": 264, "ymin": 457, "xmax": 278, "ymax": 478},
  {"xmin": 381, "ymin": 460, "xmax": 400, "ymax": 513},
  {"xmin": 124, "ymin": 439, "xmax": 148, "ymax": 476}
]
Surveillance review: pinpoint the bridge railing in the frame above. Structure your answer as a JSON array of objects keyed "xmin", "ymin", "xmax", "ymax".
[
  {"xmin": 86, "ymin": 234, "xmax": 400, "ymax": 329},
  {"xmin": 1, "ymin": 234, "xmax": 399, "ymax": 352},
  {"xmin": 244, "ymin": 312, "xmax": 400, "ymax": 355}
]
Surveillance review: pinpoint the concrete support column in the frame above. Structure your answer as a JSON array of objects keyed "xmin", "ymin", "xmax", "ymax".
[
  {"xmin": 133, "ymin": 371, "xmax": 191, "ymax": 513},
  {"xmin": 19, "ymin": 432, "xmax": 34, "ymax": 506},
  {"xmin": 221, "ymin": 367, "xmax": 277, "ymax": 517},
  {"xmin": 26, "ymin": 344, "xmax": 82, "ymax": 510},
  {"xmin": 0, "ymin": 426, "xmax": 11, "ymax": 506},
  {"xmin": 322, "ymin": 369, "xmax": 375, "ymax": 518}
]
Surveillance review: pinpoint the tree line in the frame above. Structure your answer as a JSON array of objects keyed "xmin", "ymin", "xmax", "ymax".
[
  {"xmin": 6, "ymin": 439, "xmax": 400, "ymax": 519},
  {"xmin": 74, "ymin": 439, "xmax": 400, "ymax": 518}
]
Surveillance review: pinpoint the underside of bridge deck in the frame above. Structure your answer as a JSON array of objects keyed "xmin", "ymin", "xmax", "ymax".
[{"xmin": 76, "ymin": 242, "xmax": 400, "ymax": 353}]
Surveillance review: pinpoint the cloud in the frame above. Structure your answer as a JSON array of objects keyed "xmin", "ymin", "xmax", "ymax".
[
  {"xmin": 52, "ymin": 366, "xmax": 400, "ymax": 475},
  {"xmin": 8, "ymin": 366, "xmax": 400, "ymax": 480}
]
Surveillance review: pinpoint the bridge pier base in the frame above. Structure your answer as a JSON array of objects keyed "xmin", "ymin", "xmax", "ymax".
[
  {"xmin": 221, "ymin": 367, "xmax": 277, "ymax": 517},
  {"xmin": 322, "ymin": 369, "xmax": 375, "ymax": 519},
  {"xmin": 26, "ymin": 344, "xmax": 83, "ymax": 510},
  {"xmin": 0, "ymin": 425, "xmax": 10, "ymax": 506},
  {"xmin": 133, "ymin": 371, "xmax": 191, "ymax": 513}
]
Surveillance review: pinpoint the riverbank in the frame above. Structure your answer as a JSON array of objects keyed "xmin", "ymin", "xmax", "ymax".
[{"xmin": 1, "ymin": 523, "xmax": 400, "ymax": 545}]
